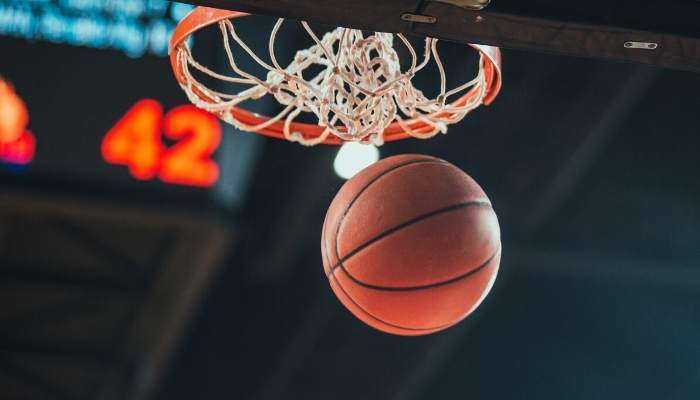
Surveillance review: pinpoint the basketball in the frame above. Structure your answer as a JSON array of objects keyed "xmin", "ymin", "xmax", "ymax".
[{"xmin": 321, "ymin": 154, "xmax": 501, "ymax": 336}]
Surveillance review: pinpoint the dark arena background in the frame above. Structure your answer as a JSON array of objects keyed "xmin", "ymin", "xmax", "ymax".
[{"xmin": 0, "ymin": 1, "xmax": 699, "ymax": 399}]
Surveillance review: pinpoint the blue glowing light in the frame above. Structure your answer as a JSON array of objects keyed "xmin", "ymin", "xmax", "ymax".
[{"xmin": 0, "ymin": 0, "xmax": 193, "ymax": 58}]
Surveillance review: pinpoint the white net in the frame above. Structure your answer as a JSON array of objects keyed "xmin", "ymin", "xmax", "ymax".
[{"xmin": 175, "ymin": 18, "xmax": 490, "ymax": 146}]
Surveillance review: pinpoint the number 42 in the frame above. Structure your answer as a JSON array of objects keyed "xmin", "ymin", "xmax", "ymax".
[{"xmin": 102, "ymin": 99, "xmax": 222, "ymax": 188}]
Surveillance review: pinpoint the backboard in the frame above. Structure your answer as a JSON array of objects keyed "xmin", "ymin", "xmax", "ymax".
[{"xmin": 179, "ymin": 0, "xmax": 700, "ymax": 73}]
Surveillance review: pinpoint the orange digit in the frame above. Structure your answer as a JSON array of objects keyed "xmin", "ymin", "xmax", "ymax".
[
  {"xmin": 0, "ymin": 130, "xmax": 35, "ymax": 165},
  {"xmin": 159, "ymin": 105, "xmax": 221, "ymax": 188},
  {"xmin": 102, "ymin": 99, "xmax": 163, "ymax": 180}
]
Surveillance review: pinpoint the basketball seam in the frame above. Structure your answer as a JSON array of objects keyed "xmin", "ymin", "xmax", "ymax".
[
  {"xmin": 332, "ymin": 157, "xmax": 462, "ymax": 280},
  {"xmin": 330, "ymin": 269, "xmax": 456, "ymax": 333},
  {"xmin": 327, "ymin": 250, "xmax": 500, "ymax": 333},
  {"xmin": 331, "ymin": 158, "xmax": 495, "ymax": 290},
  {"xmin": 326, "ymin": 157, "xmax": 455, "ymax": 332},
  {"xmin": 332, "ymin": 242, "xmax": 501, "ymax": 291},
  {"xmin": 321, "ymin": 208, "xmax": 331, "ymax": 275},
  {"xmin": 338, "ymin": 159, "xmax": 449, "ymax": 224},
  {"xmin": 324, "ymin": 230, "xmax": 457, "ymax": 333},
  {"xmin": 328, "ymin": 201, "xmax": 495, "ymax": 285},
  {"xmin": 325, "ymin": 156, "xmax": 497, "ymax": 332}
]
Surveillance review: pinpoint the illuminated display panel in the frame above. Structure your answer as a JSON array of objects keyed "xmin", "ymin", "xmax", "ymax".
[
  {"xmin": 102, "ymin": 100, "xmax": 222, "ymax": 188},
  {"xmin": 0, "ymin": 131, "xmax": 36, "ymax": 166},
  {"xmin": 0, "ymin": 79, "xmax": 36, "ymax": 165},
  {"xmin": 0, "ymin": 0, "xmax": 258, "ymax": 208},
  {"xmin": 0, "ymin": 0, "xmax": 194, "ymax": 58}
]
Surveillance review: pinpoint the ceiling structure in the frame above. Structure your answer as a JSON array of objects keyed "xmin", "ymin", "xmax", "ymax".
[{"xmin": 0, "ymin": 193, "xmax": 230, "ymax": 400}]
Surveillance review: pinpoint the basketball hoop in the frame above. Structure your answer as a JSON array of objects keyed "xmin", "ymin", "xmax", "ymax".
[{"xmin": 169, "ymin": 7, "xmax": 502, "ymax": 146}]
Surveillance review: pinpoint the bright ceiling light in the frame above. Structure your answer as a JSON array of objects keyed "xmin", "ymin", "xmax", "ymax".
[{"xmin": 333, "ymin": 142, "xmax": 380, "ymax": 180}]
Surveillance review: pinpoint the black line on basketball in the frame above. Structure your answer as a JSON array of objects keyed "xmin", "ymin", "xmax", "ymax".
[
  {"xmin": 338, "ymin": 158, "xmax": 448, "ymax": 227},
  {"xmin": 327, "ymin": 200, "xmax": 492, "ymax": 278},
  {"xmin": 324, "ymin": 237, "xmax": 455, "ymax": 333},
  {"xmin": 332, "ymin": 157, "xmax": 497, "ymax": 293},
  {"xmin": 331, "ymin": 244, "xmax": 501, "ymax": 292},
  {"xmin": 332, "ymin": 158, "xmax": 447, "ymax": 283},
  {"xmin": 321, "ymin": 209, "xmax": 331, "ymax": 276},
  {"xmin": 325, "ymin": 155, "xmax": 498, "ymax": 332}
]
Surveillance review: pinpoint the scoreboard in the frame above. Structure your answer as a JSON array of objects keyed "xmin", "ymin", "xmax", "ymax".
[{"xmin": 0, "ymin": 0, "xmax": 261, "ymax": 210}]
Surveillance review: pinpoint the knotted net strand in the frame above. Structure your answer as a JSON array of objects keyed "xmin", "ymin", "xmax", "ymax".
[{"xmin": 176, "ymin": 17, "xmax": 489, "ymax": 146}]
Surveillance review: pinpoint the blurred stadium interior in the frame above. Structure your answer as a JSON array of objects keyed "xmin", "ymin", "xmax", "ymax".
[{"xmin": 0, "ymin": 1, "xmax": 699, "ymax": 399}]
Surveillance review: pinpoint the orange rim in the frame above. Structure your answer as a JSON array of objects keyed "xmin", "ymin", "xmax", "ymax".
[{"xmin": 169, "ymin": 7, "xmax": 503, "ymax": 145}]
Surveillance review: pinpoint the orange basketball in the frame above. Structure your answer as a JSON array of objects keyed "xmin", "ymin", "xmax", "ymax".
[{"xmin": 321, "ymin": 154, "xmax": 501, "ymax": 336}]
